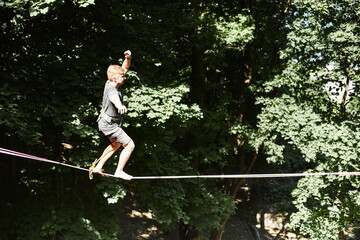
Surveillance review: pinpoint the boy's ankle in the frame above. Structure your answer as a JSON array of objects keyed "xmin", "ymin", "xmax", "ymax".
[{"xmin": 114, "ymin": 171, "xmax": 133, "ymax": 180}]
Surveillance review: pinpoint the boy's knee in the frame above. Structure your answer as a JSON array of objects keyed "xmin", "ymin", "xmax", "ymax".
[{"xmin": 125, "ymin": 140, "xmax": 135, "ymax": 151}]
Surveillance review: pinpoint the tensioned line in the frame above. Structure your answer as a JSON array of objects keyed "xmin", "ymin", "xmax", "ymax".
[{"xmin": 1, "ymin": 147, "xmax": 359, "ymax": 180}]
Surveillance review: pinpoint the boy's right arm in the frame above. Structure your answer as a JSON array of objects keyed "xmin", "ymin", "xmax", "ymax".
[{"xmin": 110, "ymin": 95, "xmax": 127, "ymax": 114}]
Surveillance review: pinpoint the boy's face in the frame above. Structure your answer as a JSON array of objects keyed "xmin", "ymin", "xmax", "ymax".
[{"xmin": 113, "ymin": 73, "xmax": 126, "ymax": 86}]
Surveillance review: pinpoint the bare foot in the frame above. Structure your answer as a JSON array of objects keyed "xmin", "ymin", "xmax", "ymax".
[
  {"xmin": 92, "ymin": 168, "xmax": 105, "ymax": 175},
  {"xmin": 89, "ymin": 167, "xmax": 105, "ymax": 179},
  {"xmin": 114, "ymin": 171, "xmax": 133, "ymax": 180}
]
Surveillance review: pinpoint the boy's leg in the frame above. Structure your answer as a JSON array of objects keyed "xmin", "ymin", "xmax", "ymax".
[
  {"xmin": 93, "ymin": 139, "xmax": 120, "ymax": 173},
  {"xmin": 114, "ymin": 140, "xmax": 135, "ymax": 180}
]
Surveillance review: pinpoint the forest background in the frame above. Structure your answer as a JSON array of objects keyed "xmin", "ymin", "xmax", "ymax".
[{"xmin": 0, "ymin": 0, "xmax": 359, "ymax": 239}]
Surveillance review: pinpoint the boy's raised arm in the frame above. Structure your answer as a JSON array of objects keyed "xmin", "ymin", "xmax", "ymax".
[{"xmin": 122, "ymin": 50, "xmax": 132, "ymax": 72}]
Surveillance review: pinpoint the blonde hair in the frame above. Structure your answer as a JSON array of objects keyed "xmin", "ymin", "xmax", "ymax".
[{"xmin": 107, "ymin": 65, "xmax": 126, "ymax": 81}]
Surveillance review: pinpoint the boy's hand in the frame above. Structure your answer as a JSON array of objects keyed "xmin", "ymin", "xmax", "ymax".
[
  {"xmin": 118, "ymin": 105, "xmax": 128, "ymax": 114},
  {"xmin": 124, "ymin": 50, "xmax": 132, "ymax": 59}
]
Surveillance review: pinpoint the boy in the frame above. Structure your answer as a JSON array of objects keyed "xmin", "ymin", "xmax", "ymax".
[{"xmin": 89, "ymin": 50, "xmax": 134, "ymax": 180}]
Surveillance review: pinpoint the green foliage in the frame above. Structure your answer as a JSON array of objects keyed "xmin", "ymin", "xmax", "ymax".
[
  {"xmin": 215, "ymin": 12, "xmax": 254, "ymax": 48},
  {"xmin": 126, "ymin": 83, "xmax": 202, "ymax": 127},
  {"xmin": 1, "ymin": 1, "xmax": 129, "ymax": 239},
  {"xmin": 288, "ymin": 174, "xmax": 360, "ymax": 240},
  {"xmin": 257, "ymin": 0, "xmax": 360, "ymax": 239},
  {"xmin": 184, "ymin": 182, "xmax": 236, "ymax": 232},
  {"xmin": 3, "ymin": 0, "xmax": 359, "ymax": 239},
  {"xmin": 0, "ymin": 176, "xmax": 123, "ymax": 240},
  {"xmin": 140, "ymin": 177, "xmax": 235, "ymax": 233},
  {"xmin": 96, "ymin": 178, "xmax": 127, "ymax": 204}
]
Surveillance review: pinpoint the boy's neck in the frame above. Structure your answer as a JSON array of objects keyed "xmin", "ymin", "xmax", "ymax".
[{"xmin": 109, "ymin": 80, "xmax": 119, "ymax": 88}]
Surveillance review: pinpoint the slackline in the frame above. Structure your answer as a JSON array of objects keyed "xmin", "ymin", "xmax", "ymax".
[{"xmin": 1, "ymin": 147, "xmax": 359, "ymax": 180}]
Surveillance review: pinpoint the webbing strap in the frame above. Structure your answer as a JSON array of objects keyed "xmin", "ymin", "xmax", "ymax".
[{"xmin": 1, "ymin": 147, "xmax": 359, "ymax": 180}]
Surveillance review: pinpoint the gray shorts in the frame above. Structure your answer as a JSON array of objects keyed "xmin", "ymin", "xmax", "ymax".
[{"xmin": 98, "ymin": 118, "xmax": 132, "ymax": 145}]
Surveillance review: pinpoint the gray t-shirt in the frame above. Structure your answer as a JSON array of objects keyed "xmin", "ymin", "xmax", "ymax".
[{"xmin": 101, "ymin": 81, "xmax": 123, "ymax": 118}]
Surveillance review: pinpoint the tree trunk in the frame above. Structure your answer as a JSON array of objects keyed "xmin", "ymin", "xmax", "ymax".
[
  {"xmin": 340, "ymin": 55, "xmax": 351, "ymax": 114},
  {"xmin": 209, "ymin": 219, "xmax": 228, "ymax": 240},
  {"xmin": 183, "ymin": 10, "xmax": 208, "ymax": 239},
  {"xmin": 338, "ymin": 230, "xmax": 346, "ymax": 240},
  {"xmin": 179, "ymin": 222, "xmax": 201, "ymax": 240},
  {"xmin": 190, "ymin": 46, "xmax": 207, "ymax": 107},
  {"xmin": 210, "ymin": 149, "xmax": 259, "ymax": 240}
]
